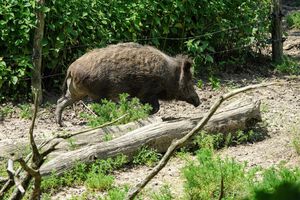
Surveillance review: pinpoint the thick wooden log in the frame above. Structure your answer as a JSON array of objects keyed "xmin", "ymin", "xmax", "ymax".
[
  {"xmin": 0, "ymin": 117, "xmax": 162, "ymax": 159},
  {"xmin": 40, "ymin": 98, "xmax": 261, "ymax": 176}
]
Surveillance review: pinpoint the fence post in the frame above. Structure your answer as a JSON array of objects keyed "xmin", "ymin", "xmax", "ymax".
[
  {"xmin": 271, "ymin": 0, "xmax": 283, "ymax": 63},
  {"xmin": 32, "ymin": 0, "xmax": 45, "ymax": 104}
]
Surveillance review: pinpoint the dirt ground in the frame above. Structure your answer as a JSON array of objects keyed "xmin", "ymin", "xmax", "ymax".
[{"xmin": 1, "ymin": 2, "xmax": 300, "ymax": 199}]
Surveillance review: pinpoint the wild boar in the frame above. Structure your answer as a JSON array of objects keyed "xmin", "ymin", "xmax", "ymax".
[{"xmin": 55, "ymin": 42, "xmax": 200, "ymax": 126}]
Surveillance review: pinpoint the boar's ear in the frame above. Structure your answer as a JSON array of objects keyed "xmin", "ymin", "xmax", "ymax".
[{"xmin": 182, "ymin": 59, "xmax": 192, "ymax": 73}]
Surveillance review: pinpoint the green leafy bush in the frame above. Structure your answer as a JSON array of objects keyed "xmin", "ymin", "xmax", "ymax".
[
  {"xmin": 133, "ymin": 146, "xmax": 162, "ymax": 167},
  {"xmin": 182, "ymin": 148, "xmax": 300, "ymax": 200},
  {"xmin": 286, "ymin": 12, "xmax": 300, "ymax": 29},
  {"xmin": 182, "ymin": 148, "xmax": 253, "ymax": 199},
  {"xmin": 0, "ymin": 0, "xmax": 35, "ymax": 100},
  {"xmin": 81, "ymin": 93, "xmax": 152, "ymax": 127},
  {"xmin": 1, "ymin": 0, "xmax": 271, "ymax": 100}
]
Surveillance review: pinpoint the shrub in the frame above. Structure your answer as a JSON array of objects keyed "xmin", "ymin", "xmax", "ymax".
[
  {"xmin": 81, "ymin": 93, "xmax": 152, "ymax": 127},
  {"xmin": 85, "ymin": 172, "xmax": 114, "ymax": 191},
  {"xmin": 182, "ymin": 148, "xmax": 300, "ymax": 200},
  {"xmin": 1, "ymin": 0, "xmax": 271, "ymax": 100},
  {"xmin": 286, "ymin": 12, "xmax": 300, "ymax": 29},
  {"xmin": 133, "ymin": 146, "xmax": 162, "ymax": 167}
]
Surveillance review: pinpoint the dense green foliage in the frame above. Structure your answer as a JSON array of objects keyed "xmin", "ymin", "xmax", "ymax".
[
  {"xmin": 1, "ymin": 0, "xmax": 271, "ymax": 100},
  {"xmin": 182, "ymin": 148, "xmax": 300, "ymax": 200},
  {"xmin": 286, "ymin": 11, "xmax": 300, "ymax": 29},
  {"xmin": 81, "ymin": 93, "xmax": 152, "ymax": 127}
]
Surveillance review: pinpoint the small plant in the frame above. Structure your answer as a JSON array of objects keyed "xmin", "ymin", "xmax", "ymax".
[
  {"xmin": 133, "ymin": 146, "xmax": 162, "ymax": 167},
  {"xmin": 275, "ymin": 56, "xmax": 300, "ymax": 75},
  {"xmin": 291, "ymin": 126, "xmax": 300, "ymax": 155},
  {"xmin": 0, "ymin": 105, "xmax": 13, "ymax": 119},
  {"xmin": 286, "ymin": 11, "xmax": 300, "ymax": 29},
  {"xmin": 69, "ymin": 192, "xmax": 95, "ymax": 200},
  {"xmin": 209, "ymin": 76, "xmax": 221, "ymax": 90},
  {"xmin": 194, "ymin": 131, "xmax": 224, "ymax": 150},
  {"xmin": 151, "ymin": 184, "xmax": 173, "ymax": 200},
  {"xmin": 102, "ymin": 186, "xmax": 128, "ymax": 200},
  {"xmin": 197, "ymin": 79, "xmax": 203, "ymax": 89},
  {"xmin": 67, "ymin": 138, "xmax": 78, "ymax": 150},
  {"xmin": 194, "ymin": 129, "xmax": 265, "ymax": 151},
  {"xmin": 103, "ymin": 133, "xmax": 113, "ymax": 142},
  {"xmin": 85, "ymin": 172, "xmax": 114, "ymax": 191},
  {"xmin": 19, "ymin": 103, "xmax": 32, "ymax": 119},
  {"xmin": 81, "ymin": 93, "xmax": 152, "ymax": 127},
  {"xmin": 260, "ymin": 102, "xmax": 269, "ymax": 113}
]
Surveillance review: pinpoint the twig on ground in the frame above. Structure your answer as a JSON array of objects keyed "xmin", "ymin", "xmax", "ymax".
[
  {"xmin": 55, "ymin": 113, "xmax": 129, "ymax": 139},
  {"xmin": 80, "ymin": 100, "xmax": 98, "ymax": 116}
]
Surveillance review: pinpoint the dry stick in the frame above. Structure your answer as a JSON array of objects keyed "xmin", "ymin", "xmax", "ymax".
[
  {"xmin": 55, "ymin": 113, "xmax": 129, "ymax": 139},
  {"xmin": 126, "ymin": 82, "xmax": 280, "ymax": 200},
  {"xmin": 16, "ymin": 158, "xmax": 41, "ymax": 200},
  {"xmin": 9, "ymin": 90, "xmax": 43, "ymax": 200},
  {"xmin": 29, "ymin": 90, "xmax": 42, "ymax": 164},
  {"xmin": 80, "ymin": 100, "xmax": 98, "ymax": 116}
]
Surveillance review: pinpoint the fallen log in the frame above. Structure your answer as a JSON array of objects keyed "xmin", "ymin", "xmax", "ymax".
[
  {"xmin": 0, "ymin": 116, "xmax": 162, "ymax": 159},
  {"xmin": 40, "ymin": 98, "xmax": 261, "ymax": 176}
]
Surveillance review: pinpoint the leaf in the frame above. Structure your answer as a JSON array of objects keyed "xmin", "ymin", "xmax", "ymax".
[
  {"xmin": 41, "ymin": 6, "xmax": 50, "ymax": 13},
  {"xmin": 174, "ymin": 23, "xmax": 183, "ymax": 29},
  {"xmin": 11, "ymin": 76, "xmax": 18, "ymax": 85}
]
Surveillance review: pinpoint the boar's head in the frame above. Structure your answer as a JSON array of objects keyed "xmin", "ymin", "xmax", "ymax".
[{"xmin": 177, "ymin": 57, "xmax": 200, "ymax": 107}]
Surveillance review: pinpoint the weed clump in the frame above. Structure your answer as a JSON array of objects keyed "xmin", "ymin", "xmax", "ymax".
[{"xmin": 81, "ymin": 93, "xmax": 152, "ymax": 127}]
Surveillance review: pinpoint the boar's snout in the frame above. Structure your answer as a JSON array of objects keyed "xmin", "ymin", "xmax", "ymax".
[{"xmin": 186, "ymin": 94, "xmax": 200, "ymax": 107}]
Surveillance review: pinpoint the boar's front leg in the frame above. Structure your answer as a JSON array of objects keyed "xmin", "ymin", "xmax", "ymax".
[{"xmin": 141, "ymin": 96, "xmax": 160, "ymax": 114}]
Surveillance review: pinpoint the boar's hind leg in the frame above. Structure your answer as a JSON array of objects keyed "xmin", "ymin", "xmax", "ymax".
[
  {"xmin": 55, "ymin": 77, "xmax": 85, "ymax": 126},
  {"xmin": 142, "ymin": 96, "xmax": 160, "ymax": 114},
  {"xmin": 55, "ymin": 95, "xmax": 75, "ymax": 126}
]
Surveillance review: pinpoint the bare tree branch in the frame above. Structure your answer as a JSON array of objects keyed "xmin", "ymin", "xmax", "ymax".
[
  {"xmin": 16, "ymin": 158, "xmax": 41, "ymax": 200},
  {"xmin": 29, "ymin": 89, "xmax": 41, "ymax": 164}
]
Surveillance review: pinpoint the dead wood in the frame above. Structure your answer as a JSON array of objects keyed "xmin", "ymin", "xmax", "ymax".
[{"xmin": 40, "ymin": 96, "xmax": 262, "ymax": 176}]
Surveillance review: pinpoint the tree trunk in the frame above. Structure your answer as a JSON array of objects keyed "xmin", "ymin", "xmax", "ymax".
[{"xmin": 32, "ymin": 0, "xmax": 45, "ymax": 104}]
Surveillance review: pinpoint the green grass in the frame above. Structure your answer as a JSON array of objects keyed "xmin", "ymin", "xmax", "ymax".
[
  {"xmin": 41, "ymin": 155, "xmax": 128, "ymax": 192},
  {"xmin": 85, "ymin": 172, "xmax": 114, "ymax": 191},
  {"xmin": 81, "ymin": 93, "xmax": 152, "ymax": 127},
  {"xmin": 151, "ymin": 184, "xmax": 174, "ymax": 200},
  {"xmin": 182, "ymin": 148, "xmax": 300, "ymax": 200},
  {"xmin": 286, "ymin": 12, "xmax": 300, "ymax": 29}
]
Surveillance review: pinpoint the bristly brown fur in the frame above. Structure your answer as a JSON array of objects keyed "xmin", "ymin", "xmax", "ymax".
[{"xmin": 55, "ymin": 42, "xmax": 200, "ymax": 125}]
